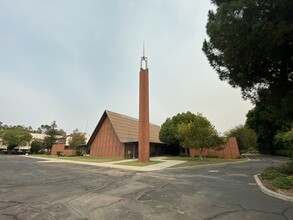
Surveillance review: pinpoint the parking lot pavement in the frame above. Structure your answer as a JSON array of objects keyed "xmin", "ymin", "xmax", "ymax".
[{"xmin": 0, "ymin": 155, "xmax": 292, "ymax": 220}]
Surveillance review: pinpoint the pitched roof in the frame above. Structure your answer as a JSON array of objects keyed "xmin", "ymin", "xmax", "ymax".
[{"xmin": 88, "ymin": 110, "xmax": 162, "ymax": 145}]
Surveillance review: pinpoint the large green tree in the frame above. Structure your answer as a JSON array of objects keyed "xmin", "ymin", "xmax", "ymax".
[
  {"xmin": 160, "ymin": 112, "xmax": 224, "ymax": 157},
  {"xmin": 159, "ymin": 112, "xmax": 198, "ymax": 153},
  {"xmin": 246, "ymin": 105, "xmax": 290, "ymax": 154},
  {"xmin": 68, "ymin": 129, "xmax": 86, "ymax": 149},
  {"xmin": 203, "ymin": 0, "xmax": 293, "ymax": 122},
  {"xmin": 0, "ymin": 129, "xmax": 32, "ymax": 150},
  {"xmin": 177, "ymin": 113, "xmax": 225, "ymax": 160},
  {"xmin": 224, "ymin": 124, "xmax": 257, "ymax": 153}
]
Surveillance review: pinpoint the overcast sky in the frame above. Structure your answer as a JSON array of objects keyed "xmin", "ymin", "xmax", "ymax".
[{"xmin": 0, "ymin": 0, "xmax": 253, "ymax": 135}]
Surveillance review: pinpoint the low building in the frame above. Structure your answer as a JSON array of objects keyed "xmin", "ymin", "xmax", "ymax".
[
  {"xmin": 51, "ymin": 133, "xmax": 90, "ymax": 156},
  {"xmin": 0, "ymin": 133, "xmax": 46, "ymax": 151}
]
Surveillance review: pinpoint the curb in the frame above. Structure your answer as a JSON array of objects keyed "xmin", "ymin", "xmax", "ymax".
[{"xmin": 254, "ymin": 174, "xmax": 293, "ymax": 203}]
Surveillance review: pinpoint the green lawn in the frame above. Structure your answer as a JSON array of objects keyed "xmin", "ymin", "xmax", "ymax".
[
  {"xmin": 30, "ymin": 154, "xmax": 124, "ymax": 163},
  {"xmin": 166, "ymin": 156, "xmax": 246, "ymax": 168},
  {"xmin": 114, "ymin": 160, "xmax": 163, "ymax": 167}
]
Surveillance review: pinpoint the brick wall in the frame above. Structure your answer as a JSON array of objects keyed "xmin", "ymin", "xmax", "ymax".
[
  {"xmin": 63, "ymin": 149, "xmax": 77, "ymax": 156},
  {"xmin": 51, "ymin": 144, "xmax": 65, "ymax": 156},
  {"xmin": 90, "ymin": 117, "xmax": 124, "ymax": 158},
  {"xmin": 51, "ymin": 144, "xmax": 77, "ymax": 156},
  {"xmin": 189, "ymin": 137, "xmax": 240, "ymax": 159}
]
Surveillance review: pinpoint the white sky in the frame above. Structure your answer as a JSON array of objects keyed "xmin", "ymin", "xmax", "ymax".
[{"xmin": 0, "ymin": 0, "xmax": 253, "ymax": 135}]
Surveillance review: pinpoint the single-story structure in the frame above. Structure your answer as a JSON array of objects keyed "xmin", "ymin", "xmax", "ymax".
[
  {"xmin": 51, "ymin": 143, "xmax": 77, "ymax": 156},
  {"xmin": 87, "ymin": 110, "xmax": 241, "ymax": 159},
  {"xmin": 189, "ymin": 137, "xmax": 240, "ymax": 159},
  {"xmin": 0, "ymin": 133, "xmax": 47, "ymax": 151},
  {"xmin": 88, "ymin": 110, "xmax": 166, "ymax": 158},
  {"xmin": 51, "ymin": 134, "xmax": 90, "ymax": 156}
]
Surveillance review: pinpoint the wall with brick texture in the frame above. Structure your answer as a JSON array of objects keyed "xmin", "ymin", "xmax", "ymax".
[
  {"xmin": 63, "ymin": 149, "xmax": 77, "ymax": 156},
  {"xmin": 51, "ymin": 144, "xmax": 77, "ymax": 156},
  {"xmin": 189, "ymin": 137, "xmax": 240, "ymax": 159},
  {"xmin": 51, "ymin": 144, "xmax": 65, "ymax": 156},
  {"xmin": 90, "ymin": 116, "xmax": 125, "ymax": 158}
]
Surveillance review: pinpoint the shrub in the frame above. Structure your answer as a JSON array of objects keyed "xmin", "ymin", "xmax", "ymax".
[
  {"xmin": 275, "ymin": 162, "xmax": 293, "ymax": 175},
  {"xmin": 275, "ymin": 149, "xmax": 293, "ymax": 157},
  {"xmin": 30, "ymin": 140, "xmax": 43, "ymax": 154},
  {"xmin": 56, "ymin": 151, "xmax": 64, "ymax": 157},
  {"xmin": 274, "ymin": 131, "xmax": 293, "ymax": 157},
  {"xmin": 205, "ymin": 155, "xmax": 219, "ymax": 158},
  {"xmin": 288, "ymin": 176, "xmax": 293, "ymax": 182},
  {"xmin": 179, "ymin": 153, "xmax": 190, "ymax": 157},
  {"xmin": 36, "ymin": 149, "xmax": 46, "ymax": 154},
  {"xmin": 245, "ymin": 147, "xmax": 259, "ymax": 154},
  {"xmin": 261, "ymin": 167, "xmax": 286, "ymax": 180},
  {"xmin": 76, "ymin": 150, "xmax": 82, "ymax": 156},
  {"xmin": 272, "ymin": 177, "xmax": 293, "ymax": 190}
]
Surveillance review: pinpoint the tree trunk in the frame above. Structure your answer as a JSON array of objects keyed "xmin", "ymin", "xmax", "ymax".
[{"xmin": 199, "ymin": 148, "xmax": 203, "ymax": 160}]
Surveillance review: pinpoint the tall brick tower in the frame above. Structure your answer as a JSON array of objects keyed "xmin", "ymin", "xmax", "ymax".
[{"xmin": 138, "ymin": 45, "xmax": 150, "ymax": 162}]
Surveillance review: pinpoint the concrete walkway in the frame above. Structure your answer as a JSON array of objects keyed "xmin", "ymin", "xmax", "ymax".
[{"xmin": 22, "ymin": 155, "xmax": 186, "ymax": 171}]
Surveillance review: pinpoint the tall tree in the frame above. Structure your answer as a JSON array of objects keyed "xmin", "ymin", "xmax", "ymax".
[
  {"xmin": 246, "ymin": 105, "xmax": 290, "ymax": 154},
  {"xmin": 224, "ymin": 124, "xmax": 257, "ymax": 152},
  {"xmin": 177, "ymin": 113, "xmax": 225, "ymax": 160},
  {"xmin": 42, "ymin": 121, "xmax": 65, "ymax": 152},
  {"xmin": 159, "ymin": 112, "xmax": 198, "ymax": 153},
  {"xmin": 68, "ymin": 129, "xmax": 86, "ymax": 149},
  {"xmin": 0, "ymin": 129, "xmax": 32, "ymax": 151},
  {"xmin": 203, "ymin": 0, "xmax": 293, "ymax": 122}
]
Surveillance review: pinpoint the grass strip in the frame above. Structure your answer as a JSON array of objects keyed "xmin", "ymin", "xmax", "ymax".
[
  {"xmin": 165, "ymin": 157, "xmax": 245, "ymax": 168},
  {"xmin": 115, "ymin": 160, "xmax": 163, "ymax": 167}
]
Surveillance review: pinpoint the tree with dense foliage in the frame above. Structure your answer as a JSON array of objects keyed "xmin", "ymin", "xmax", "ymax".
[
  {"xmin": 225, "ymin": 124, "xmax": 257, "ymax": 153},
  {"xmin": 177, "ymin": 113, "xmax": 225, "ymax": 160},
  {"xmin": 0, "ymin": 129, "xmax": 32, "ymax": 150},
  {"xmin": 246, "ymin": 106, "xmax": 290, "ymax": 154},
  {"xmin": 42, "ymin": 121, "xmax": 65, "ymax": 152},
  {"xmin": 30, "ymin": 140, "xmax": 43, "ymax": 154},
  {"xmin": 68, "ymin": 129, "xmax": 86, "ymax": 149},
  {"xmin": 159, "ymin": 112, "xmax": 198, "ymax": 153},
  {"xmin": 274, "ymin": 130, "xmax": 293, "ymax": 157},
  {"xmin": 203, "ymin": 0, "xmax": 293, "ymax": 123}
]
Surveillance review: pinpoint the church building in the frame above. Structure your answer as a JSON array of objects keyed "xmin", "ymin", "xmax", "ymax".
[{"xmin": 88, "ymin": 110, "xmax": 166, "ymax": 158}]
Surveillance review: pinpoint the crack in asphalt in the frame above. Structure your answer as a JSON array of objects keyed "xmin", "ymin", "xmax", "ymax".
[
  {"xmin": 136, "ymin": 182, "xmax": 169, "ymax": 201},
  {"xmin": 207, "ymin": 203, "xmax": 292, "ymax": 220},
  {"xmin": 1, "ymin": 155, "xmax": 293, "ymax": 219},
  {"xmin": 64, "ymin": 202, "xmax": 89, "ymax": 219}
]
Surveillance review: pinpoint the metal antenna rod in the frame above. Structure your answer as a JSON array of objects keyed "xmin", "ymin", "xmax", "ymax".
[
  {"xmin": 143, "ymin": 39, "xmax": 145, "ymax": 57},
  {"xmin": 140, "ymin": 38, "xmax": 148, "ymax": 69}
]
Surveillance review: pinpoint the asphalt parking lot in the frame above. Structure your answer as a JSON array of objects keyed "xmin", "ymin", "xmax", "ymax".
[{"xmin": 0, "ymin": 155, "xmax": 292, "ymax": 220}]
